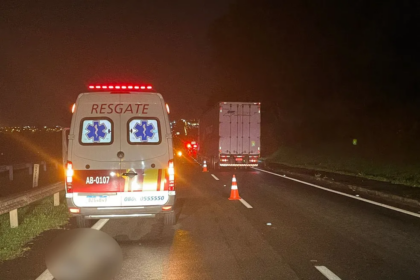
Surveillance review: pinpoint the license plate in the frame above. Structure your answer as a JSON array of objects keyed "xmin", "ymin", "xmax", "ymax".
[
  {"xmin": 87, "ymin": 195, "xmax": 108, "ymax": 203},
  {"xmin": 86, "ymin": 176, "xmax": 110, "ymax": 185}
]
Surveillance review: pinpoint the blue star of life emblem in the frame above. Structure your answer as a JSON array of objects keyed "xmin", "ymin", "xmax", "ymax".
[
  {"xmin": 85, "ymin": 121, "xmax": 108, "ymax": 142},
  {"xmin": 133, "ymin": 121, "xmax": 156, "ymax": 141}
]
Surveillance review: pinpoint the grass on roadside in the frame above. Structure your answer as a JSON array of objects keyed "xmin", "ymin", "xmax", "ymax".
[
  {"xmin": 0, "ymin": 192, "xmax": 70, "ymax": 261},
  {"xmin": 267, "ymin": 146, "xmax": 420, "ymax": 187}
]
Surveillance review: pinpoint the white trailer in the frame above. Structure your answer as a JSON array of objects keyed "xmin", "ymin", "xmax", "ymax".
[{"xmin": 199, "ymin": 102, "xmax": 261, "ymax": 169}]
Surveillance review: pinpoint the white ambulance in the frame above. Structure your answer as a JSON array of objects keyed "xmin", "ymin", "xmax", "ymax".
[{"xmin": 65, "ymin": 84, "xmax": 176, "ymax": 227}]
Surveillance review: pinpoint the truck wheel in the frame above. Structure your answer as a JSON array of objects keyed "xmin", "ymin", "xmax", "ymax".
[
  {"xmin": 164, "ymin": 212, "xmax": 176, "ymax": 225},
  {"xmin": 76, "ymin": 216, "xmax": 92, "ymax": 228}
]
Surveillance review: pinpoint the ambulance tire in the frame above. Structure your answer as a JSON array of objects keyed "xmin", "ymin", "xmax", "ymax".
[
  {"xmin": 76, "ymin": 216, "xmax": 93, "ymax": 228},
  {"xmin": 164, "ymin": 212, "xmax": 176, "ymax": 225}
]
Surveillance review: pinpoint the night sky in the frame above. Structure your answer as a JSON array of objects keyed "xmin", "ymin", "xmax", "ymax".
[{"xmin": 0, "ymin": 0, "xmax": 232, "ymax": 126}]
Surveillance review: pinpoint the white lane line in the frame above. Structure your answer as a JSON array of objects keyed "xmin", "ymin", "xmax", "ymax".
[
  {"xmin": 253, "ymin": 167, "xmax": 420, "ymax": 219},
  {"xmin": 36, "ymin": 219, "xmax": 109, "ymax": 280},
  {"xmin": 315, "ymin": 266, "xmax": 342, "ymax": 280},
  {"xmin": 239, "ymin": 198, "xmax": 253, "ymax": 208},
  {"xmin": 91, "ymin": 218, "xmax": 109, "ymax": 230},
  {"xmin": 211, "ymin": 174, "xmax": 219, "ymax": 180}
]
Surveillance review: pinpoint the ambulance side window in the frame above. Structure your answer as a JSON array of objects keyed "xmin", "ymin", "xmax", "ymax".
[
  {"xmin": 127, "ymin": 118, "xmax": 161, "ymax": 145},
  {"xmin": 80, "ymin": 118, "xmax": 113, "ymax": 145}
]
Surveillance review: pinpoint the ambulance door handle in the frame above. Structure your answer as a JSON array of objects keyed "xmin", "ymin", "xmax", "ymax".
[{"xmin": 122, "ymin": 172, "xmax": 138, "ymax": 177}]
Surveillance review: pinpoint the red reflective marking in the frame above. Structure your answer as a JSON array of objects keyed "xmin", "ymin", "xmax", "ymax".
[{"xmin": 157, "ymin": 169, "xmax": 162, "ymax": 191}]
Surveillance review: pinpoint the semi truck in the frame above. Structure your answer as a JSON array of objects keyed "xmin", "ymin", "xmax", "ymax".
[{"xmin": 198, "ymin": 102, "xmax": 261, "ymax": 169}]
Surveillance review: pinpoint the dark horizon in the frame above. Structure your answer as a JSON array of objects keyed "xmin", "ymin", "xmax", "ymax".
[{"xmin": 0, "ymin": 0, "xmax": 232, "ymax": 126}]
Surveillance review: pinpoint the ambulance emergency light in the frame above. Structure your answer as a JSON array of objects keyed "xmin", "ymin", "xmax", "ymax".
[{"xmin": 88, "ymin": 84, "xmax": 153, "ymax": 90}]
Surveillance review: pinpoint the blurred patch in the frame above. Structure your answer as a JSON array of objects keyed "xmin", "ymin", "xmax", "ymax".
[{"xmin": 46, "ymin": 228, "xmax": 122, "ymax": 280}]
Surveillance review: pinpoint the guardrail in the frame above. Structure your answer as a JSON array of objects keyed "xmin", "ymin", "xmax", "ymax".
[
  {"xmin": 0, "ymin": 182, "xmax": 64, "ymax": 228},
  {"xmin": 0, "ymin": 161, "xmax": 52, "ymax": 180}
]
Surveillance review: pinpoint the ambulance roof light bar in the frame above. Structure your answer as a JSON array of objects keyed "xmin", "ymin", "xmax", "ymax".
[{"xmin": 88, "ymin": 84, "xmax": 153, "ymax": 91}]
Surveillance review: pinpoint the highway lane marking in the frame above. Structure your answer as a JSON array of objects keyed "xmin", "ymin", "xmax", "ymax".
[
  {"xmin": 36, "ymin": 219, "xmax": 109, "ymax": 280},
  {"xmin": 239, "ymin": 198, "xmax": 253, "ymax": 208},
  {"xmin": 91, "ymin": 218, "xmax": 109, "ymax": 230},
  {"xmin": 253, "ymin": 167, "xmax": 420, "ymax": 219},
  {"xmin": 315, "ymin": 266, "xmax": 342, "ymax": 280},
  {"xmin": 211, "ymin": 174, "xmax": 219, "ymax": 180}
]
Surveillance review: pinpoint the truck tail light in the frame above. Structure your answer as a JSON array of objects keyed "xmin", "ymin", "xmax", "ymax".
[
  {"xmin": 168, "ymin": 160, "xmax": 175, "ymax": 191},
  {"xmin": 66, "ymin": 161, "xmax": 73, "ymax": 193},
  {"xmin": 220, "ymin": 155, "xmax": 229, "ymax": 162},
  {"xmin": 249, "ymin": 155, "xmax": 259, "ymax": 163}
]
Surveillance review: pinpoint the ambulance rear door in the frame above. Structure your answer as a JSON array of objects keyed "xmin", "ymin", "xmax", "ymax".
[
  {"xmin": 118, "ymin": 93, "xmax": 172, "ymax": 207},
  {"xmin": 71, "ymin": 92, "xmax": 123, "ymax": 208}
]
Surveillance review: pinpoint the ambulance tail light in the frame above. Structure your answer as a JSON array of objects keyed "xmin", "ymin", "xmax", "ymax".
[
  {"xmin": 168, "ymin": 160, "xmax": 175, "ymax": 191},
  {"xmin": 66, "ymin": 161, "xmax": 73, "ymax": 193},
  {"xmin": 69, "ymin": 207, "xmax": 80, "ymax": 214}
]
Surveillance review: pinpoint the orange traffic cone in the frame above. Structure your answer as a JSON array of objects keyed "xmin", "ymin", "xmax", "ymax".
[
  {"xmin": 202, "ymin": 160, "xmax": 208, "ymax": 172},
  {"xmin": 228, "ymin": 175, "xmax": 241, "ymax": 200}
]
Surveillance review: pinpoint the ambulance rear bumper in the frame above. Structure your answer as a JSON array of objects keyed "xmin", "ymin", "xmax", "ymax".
[{"xmin": 66, "ymin": 195, "xmax": 175, "ymax": 219}]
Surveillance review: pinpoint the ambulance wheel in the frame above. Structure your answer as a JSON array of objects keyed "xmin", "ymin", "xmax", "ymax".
[
  {"xmin": 164, "ymin": 212, "xmax": 176, "ymax": 225},
  {"xmin": 76, "ymin": 216, "xmax": 92, "ymax": 228}
]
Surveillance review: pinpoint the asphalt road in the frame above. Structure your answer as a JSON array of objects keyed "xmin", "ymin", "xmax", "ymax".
[{"xmin": 94, "ymin": 158, "xmax": 420, "ymax": 280}]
